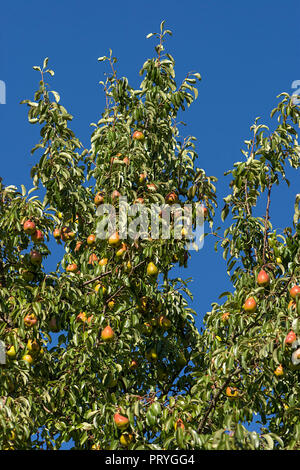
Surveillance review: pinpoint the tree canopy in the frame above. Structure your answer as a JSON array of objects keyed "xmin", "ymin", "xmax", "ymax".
[{"xmin": 0, "ymin": 23, "xmax": 300, "ymax": 450}]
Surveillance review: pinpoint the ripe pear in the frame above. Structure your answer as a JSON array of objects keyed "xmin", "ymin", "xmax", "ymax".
[
  {"xmin": 132, "ymin": 130, "xmax": 145, "ymax": 141},
  {"xmin": 174, "ymin": 419, "xmax": 185, "ymax": 431},
  {"xmin": 257, "ymin": 269, "xmax": 270, "ymax": 287},
  {"xmin": 243, "ymin": 297, "xmax": 257, "ymax": 313},
  {"xmin": 226, "ymin": 386, "xmax": 239, "ymax": 399},
  {"xmin": 116, "ymin": 243, "xmax": 127, "ymax": 258},
  {"xmin": 94, "ymin": 192, "xmax": 104, "ymax": 206},
  {"xmin": 23, "ymin": 220, "xmax": 36, "ymax": 235},
  {"xmin": 24, "ymin": 313, "xmax": 38, "ymax": 327},
  {"xmin": 147, "ymin": 183, "xmax": 157, "ymax": 192},
  {"xmin": 291, "ymin": 348, "xmax": 300, "ymax": 369},
  {"xmin": 147, "ymin": 262, "xmax": 158, "ymax": 277},
  {"xmin": 31, "ymin": 230, "xmax": 44, "ymax": 244},
  {"xmin": 101, "ymin": 326, "xmax": 115, "ymax": 342},
  {"xmin": 141, "ymin": 322, "xmax": 153, "ymax": 336},
  {"xmin": 91, "ymin": 443, "xmax": 101, "ymax": 450},
  {"xmin": 22, "ymin": 270, "xmax": 35, "ymax": 282},
  {"xmin": 274, "ymin": 365, "xmax": 284, "ymax": 376},
  {"xmin": 176, "ymin": 352, "xmax": 187, "ymax": 368},
  {"xmin": 49, "ymin": 316, "xmax": 59, "ymax": 332},
  {"xmin": 111, "ymin": 190, "xmax": 121, "ymax": 201},
  {"xmin": 165, "ymin": 191, "xmax": 178, "ymax": 204},
  {"xmin": 22, "ymin": 354, "xmax": 34, "ymax": 365},
  {"xmin": 27, "ymin": 339, "xmax": 40, "ymax": 353},
  {"xmin": 120, "ymin": 433, "xmax": 133, "ymax": 447},
  {"xmin": 159, "ymin": 315, "xmax": 171, "ymax": 329},
  {"xmin": 108, "ymin": 232, "xmax": 120, "ymax": 246},
  {"xmin": 181, "ymin": 227, "xmax": 189, "ymax": 238},
  {"xmin": 285, "ymin": 330, "xmax": 297, "ymax": 345},
  {"xmin": 145, "ymin": 348, "xmax": 158, "ymax": 362},
  {"xmin": 66, "ymin": 263, "xmax": 78, "ymax": 273},
  {"xmin": 114, "ymin": 413, "xmax": 129, "ymax": 430},
  {"xmin": 95, "ymin": 283, "xmax": 106, "ymax": 295},
  {"xmin": 288, "ymin": 300, "xmax": 296, "ymax": 310},
  {"xmin": 88, "ymin": 253, "xmax": 98, "ymax": 265},
  {"xmin": 30, "ymin": 250, "xmax": 42, "ymax": 265},
  {"xmin": 99, "ymin": 258, "xmax": 108, "ymax": 267},
  {"xmin": 129, "ymin": 359, "xmax": 138, "ymax": 370},
  {"xmin": 138, "ymin": 296, "xmax": 148, "ymax": 312},
  {"xmin": 87, "ymin": 234, "xmax": 96, "ymax": 245},
  {"xmin": 7, "ymin": 346, "xmax": 16, "ymax": 358},
  {"xmin": 290, "ymin": 285, "xmax": 300, "ymax": 299},
  {"xmin": 221, "ymin": 312, "xmax": 230, "ymax": 322},
  {"xmin": 157, "ymin": 365, "xmax": 168, "ymax": 380},
  {"xmin": 202, "ymin": 206, "xmax": 208, "ymax": 218}
]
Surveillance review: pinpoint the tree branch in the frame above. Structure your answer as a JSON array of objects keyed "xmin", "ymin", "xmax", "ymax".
[
  {"xmin": 197, "ymin": 366, "xmax": 241, "ymax": 434},
  {"xmin": 82, "ymin": 269, "xmax": 113, "ymax": 287}
]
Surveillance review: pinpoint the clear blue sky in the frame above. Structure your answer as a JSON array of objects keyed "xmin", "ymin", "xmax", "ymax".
[{"xmin": 0, "ymin": 2, "xmax": 299, "ymax": 437}]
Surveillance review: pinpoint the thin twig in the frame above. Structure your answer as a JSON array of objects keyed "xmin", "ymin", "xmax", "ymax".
[{"xmin": 262, "ymin": 184, "xmax": 272, "ymax": 265}]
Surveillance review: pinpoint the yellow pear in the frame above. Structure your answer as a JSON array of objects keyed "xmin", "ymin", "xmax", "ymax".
[
  {"xmin": 120, "ymin": 433, "xmax": 134, "ymax": 447},
  {"xmin": 116, "ymin": 243, "xmax": 127, "ymax": 258},
  {"xmin": 145, "ymin": 348, "xmax": 158, "ymax": 361},
  {"xmin": 7, "ymin": 346, "xmax": 16, "ymax": 358},
  {"xmin": 125, "ymin": 261, "xmax": 132, "ymax": 272},
  {"xmin": 147, "ymin": 262, "xmax": 158, "ymax": 277},
  {"xmin": 91, "ymin": 443, "xmax": 101, "ymax": 450},
  {"xmin": 95, "ymin": 284, "xmax": 107, "ymax": 295},
  {"xmin": 27, "ymin": 339, "xmax": 40, "ymax": 353},
  {"xmin": 108, "ymin": 232, "xmax": 120, "ymax": 246},
  {"xmin": 99, "ymin": 258, "xmax": 108, "ymax": 267},
  {"xmin": 22, "ymin": 354, "xmax": 34, "ymax": 365}
]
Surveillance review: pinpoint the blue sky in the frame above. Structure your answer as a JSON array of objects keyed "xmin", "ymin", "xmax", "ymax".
[{"xmin": 0, "ymin": 0, "xmax": 299, "ymax": 438}]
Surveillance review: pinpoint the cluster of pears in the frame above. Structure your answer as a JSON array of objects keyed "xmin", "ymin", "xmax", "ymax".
[
  {"xmin": 19, "ymin": 219, "xmax": 45, "ymax": 282},
  {"xmin": 138, "ymin": 296, "xmax": 171, "ymax": 338},
  {"xmin": 7, "ymin": 338, "xmax": 43, "ymax": 366},
  {"xmin": 114, "ymin": 412, "xmax": 134, "ymax": 447},
  {"xmin": 242, "ymin": 269, "xmax": 271, "ymax": 314}
]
